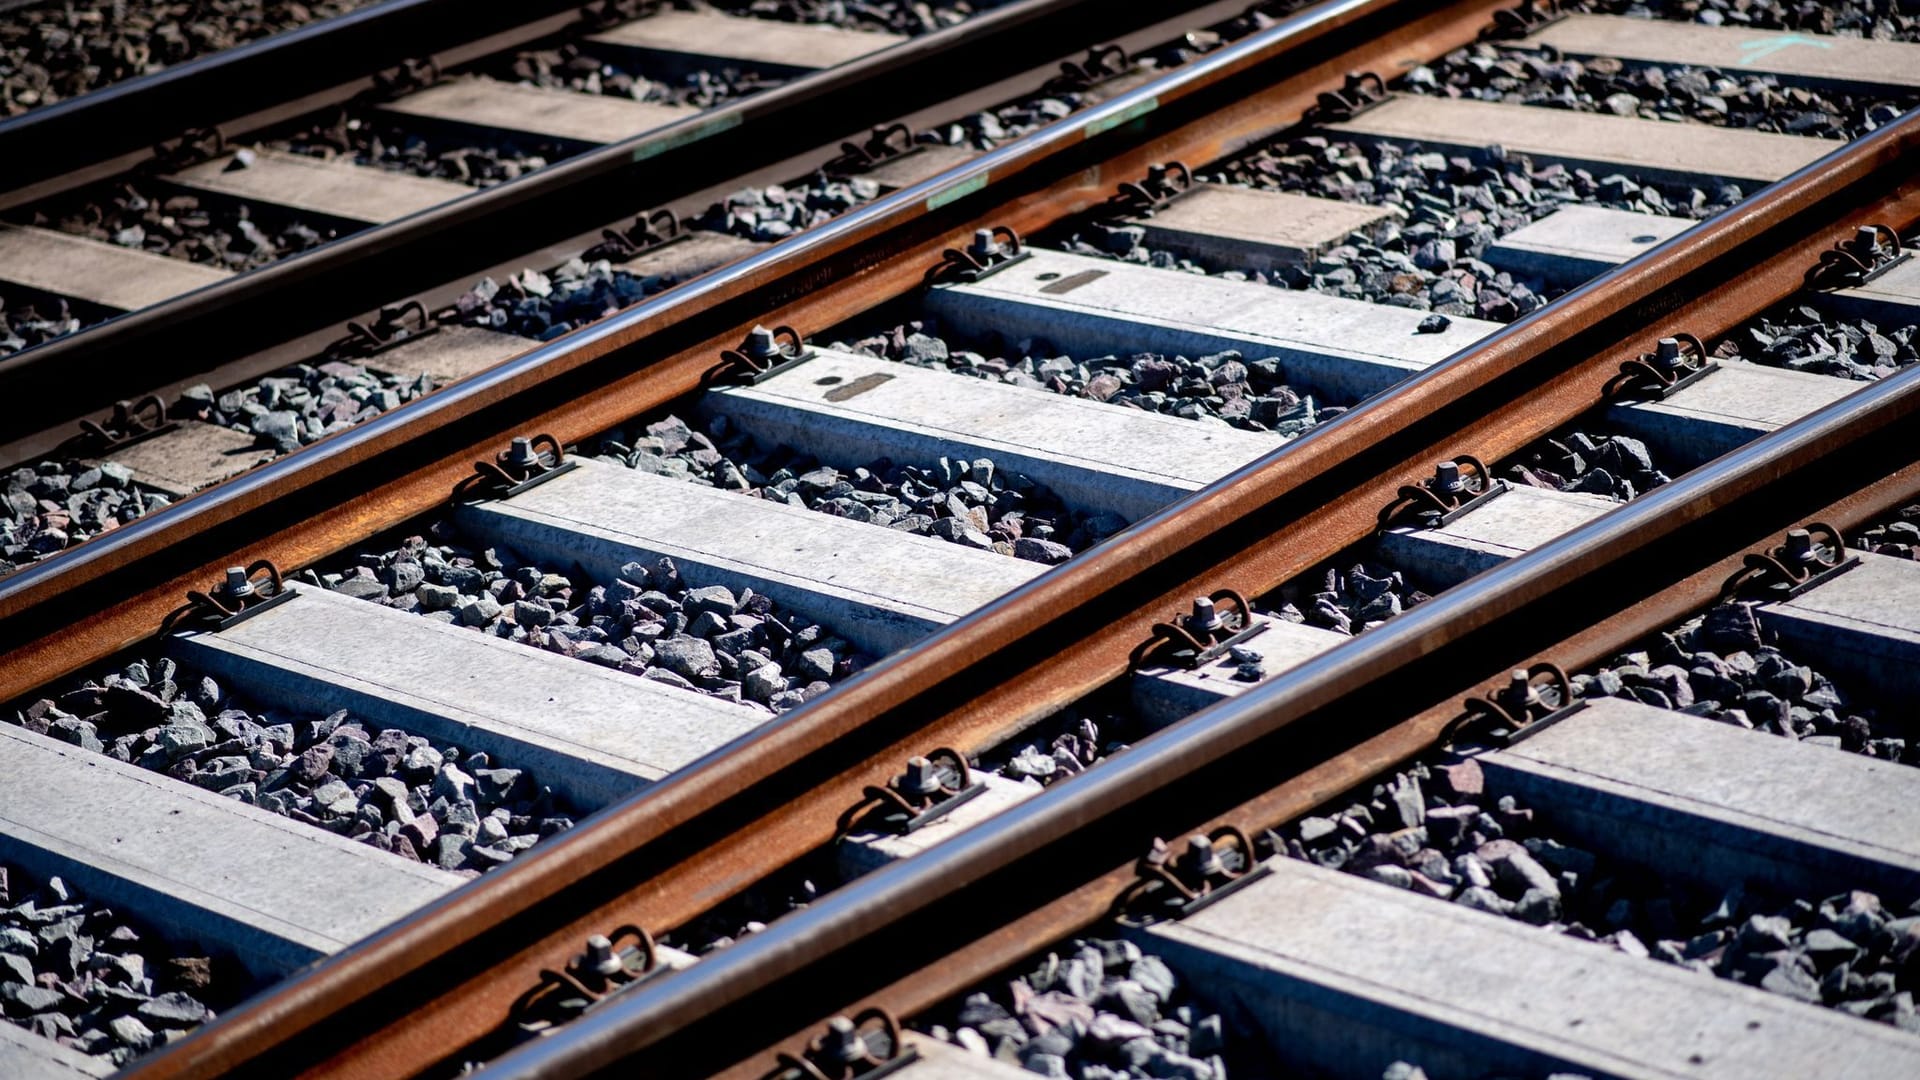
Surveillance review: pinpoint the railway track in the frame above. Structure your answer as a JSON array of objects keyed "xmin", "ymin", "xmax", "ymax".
[
  {"xmin": 2, "ymin": 0, "xmax": 1919, "ymax": 1077},
  {"xmin": 0, "ymin": 0, "xmax": 1223, "ymax": 465}
]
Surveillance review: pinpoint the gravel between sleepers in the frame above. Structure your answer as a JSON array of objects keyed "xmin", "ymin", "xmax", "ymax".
[
  {"xmin": 1271, "ymin": 757, "xmax": 1920, "ymax": 1033},
  {"xmin": 1709, "ymin": 295, "xmax": 1920, "ymax": 381},
  {"xmin": 17, "ymin": 181, "xmax": 339, "ymax": 272},
  {"xmin": 0, "ymin": 0, "xmax": 381, "ymax": 117},
  {"xmin": 0, "ymin": 358, "xmax": 435, "ymax": 579},
  {"xmin": 318, "ymin": 521, "xmax": 867, "ymax": 713},
  {"xmin": 1574, "ymin": 605, "xmax": 1917, "ymax": 763},
  {"xmin": 0, "ymin": 863, "xmax": 234, "ymax": 1068},
  {"xmin": 919, "ymin": 937, "xmax": 1237, "ymax": 1080},
  {"xmin": 11, "ymin": 653, "xmax": 578, "ymax": 876},
  {"xmin": 0, "ymin": 285, "xmax": 92, "ymax": 359}
]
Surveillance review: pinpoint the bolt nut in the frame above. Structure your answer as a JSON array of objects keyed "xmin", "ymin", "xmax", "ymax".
[
  {"xmin": 1784, "ymin": 528, "xmax": 1816, "ymax": 564},
  {"xmin": 1181, "ymin": 835, "xmax": 1225, "ymax": 879},
  {"xmin": 966, "ymin": 228, "xmax": 1000, "ymax": 261},
  {"xmin": 742, "ymin": 324, "xmax": 779, "ymax": 360},
  {"xmin": 823, "ymin": 1016, "xmax": 867, "ymax": 1064},
  {"xmin": 1434, "ymin": 460, "xmax": 1464, "ymax": 495},
  {"xmin": 900, "ymin": 756, "xmax": 943, "ymax": 798},
  {"xmin": 215, "ymin": 566, "xmax": 254, "ymax": 602},
  {"xmin": 503, "ymin": 436, "xmax": 540, "ymax": 471},
  {"xmin": 582, "ymin": 934, "xmax": 624, "ymax": 978},
  {"xmin": 1187, "ymin": 596, "xmax": 1225, "ymax": 636},
  {"xmin": 1497, "ymin": 668, "xmax": 1537, "ymax": 713}
]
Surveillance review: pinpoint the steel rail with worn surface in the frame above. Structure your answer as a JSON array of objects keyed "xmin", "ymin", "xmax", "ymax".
[
  {"xmin": 480, "ymin": 328, "xmax": 1920, "ymax": 1080},
  {"xmin": 442, "ymin": 95, "xmax": 1920, "ymax": 1080},
  {"xmin": 0, "ymin": 0, "xmax": 588, "ymax": 200},
  {"xmin": 0, "ymin": 0, "xmax": 1208, "ymax": 439},
  {"xmin": 0, "ymin": 0, "xmax": 1291, "ymax": 655},
  {"xmin": 102, "ymin": 2, "xmax": 1514, "ymax": 1076}
]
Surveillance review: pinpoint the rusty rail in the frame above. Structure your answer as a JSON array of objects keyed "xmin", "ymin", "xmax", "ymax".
[
  {"xmin": 95, "ymin": 2, "xmax": 1918, "ymax": 1077},
  {"xmin": 107, "ymin": 1, "xmax": 1520, "ymax": 1076},
  {"xmin": 480, "ymin": 334, "xmax": 1920, "ymax": 1080}
]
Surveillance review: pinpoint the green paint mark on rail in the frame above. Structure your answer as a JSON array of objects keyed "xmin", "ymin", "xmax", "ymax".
[
  {"xmin": 632, "ymin": 112, "xmax": 744, "ymax": 162},
  {"xmin": 1086, "ymin": 97, "xmax": 1158, "ymax": 139},
  {"xmin": 927, "ymin": 173, "xmax": 988, "ymax": 211}
]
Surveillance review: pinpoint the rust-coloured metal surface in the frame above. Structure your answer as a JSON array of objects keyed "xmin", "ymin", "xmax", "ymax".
[
  {"xmin": 668, "ymin": 361, "xmax": 1920, "ymax": 1080},
  {"xmin": 112, "ymin": 3, "xmax": 1513, "ymax": 1077},
  {"xmin": 91, "ymin": 5, "xmax": 1920, "ymax": 1078},
  {"xmin": 416, "ymin": 105, "xmax": 1920, "ymax": 1076}
]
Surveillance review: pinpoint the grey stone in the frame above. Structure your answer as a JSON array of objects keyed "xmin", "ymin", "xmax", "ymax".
[
  {"xmin": 795, "ymin": 647, "xmax": 836, "ymax": 683},
  {"xmin": 416, "ymin": 583, "xmax": 460, "ymax": 611},
  {"xmin": 654, "ymin": 636, "xmax": 717, "ymax": 680},
  {"xmin": 1131, "ymin": 955, "xmax": 1176, "ymax": 1002},
  {"xmin": 108, "ymin": 1014, "xmax": 154, "ymax": 1049},
  {"xmin": 459, "ymin": 596, "xmax": 502, "ymax": 627},
  {"xmin": 138, "ymin": 992, "xmax": 209, "ymax": 1027},
  {"xmin": 742, "ymin": 663, "xmax": 785, "ymax": 703},
  {"xmin": 332, "ymin": 577, "xmax": 389, "ymax": 602}
]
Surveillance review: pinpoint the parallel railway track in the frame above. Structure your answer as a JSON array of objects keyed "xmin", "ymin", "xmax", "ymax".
[{"xmin": 2, "ymin": 0, "xmax": 1919, "ymax": 1077}]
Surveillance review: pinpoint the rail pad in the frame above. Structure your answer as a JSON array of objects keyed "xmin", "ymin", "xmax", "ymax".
[
  {"xmin": 168, "ymin": 149, "xmax": 470, "ymax": 225},
  {"xmin": 1525, "ymin": 14, "xmax": 1920, "ymax": 92},
  {"xmin": 587, "ymin": 11, "xmax": 903, "ymax": 77},
  {"xmin": 1604, "ymin": 359, "xmax": 1860, "ymax": 469},
  {"xmin": 380, "ymin": 79, "xmax": 697, "ymax": 147},
  {"xmin": 0, "ymin": 224, "xmax": 231, "ymax": 313},
  {"xmin": 1484, "ymin": 206, "xmax": 1694, "ymax": 286},
  {"xmin": 1129, "ymin": 184, "xmax": 1395, "ymax": 273},
  {"xmin": 1758, "ymin": 550, "xmax": 1920, "ymax": 703}
]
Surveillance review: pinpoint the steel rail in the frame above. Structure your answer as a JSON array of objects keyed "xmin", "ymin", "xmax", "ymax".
[
  {"xmin": 0, "ymin": 0, "xmax": 1487, "ymax": 697},
  {"xmin": 0, "ymin": 0, "xmax": 587, "ymax": 198},
  {"xmin": 427, "ymin": 102, "xmax": 1920, "ymax": 1078},
  {"xmin": 482, "ymin": 349, "xmax": 1920, "ymax": 1080},
  {"xmin": 107, "ymin": 2, "xmax": 1510, "ymax": 1076},
  {"xmin": 0, "ymin": 0, "xmax": 1211, "ymax": 438}
]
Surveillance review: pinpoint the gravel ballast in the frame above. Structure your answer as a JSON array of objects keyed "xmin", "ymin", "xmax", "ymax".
[
  {"xmin": 0, "ymin": 287, "xmax": 91, "ymax": 359},
  {"xmin": 1573, "ymin": 608, "xmax": 1915, "ymax": 762},
  {"xmin": 1708, "ymin": 298, "xmax": 1920, "ymax": 382},
  {"xmin": 1, "ymin": 359, "xmax": 434, "ymax": 579},
  {"xmin": 1271, "ymin": 758, "xmax": 1920, "ymax": 1032},
  {"xmin": 320, "ymin": 523, "xmax": 867, "ymax": 712},
  {"xmin": 0, "ymin": 863, "xmax": 234, "ymax": 1068},
  {"xmin": 920, "ymin": 936, "xmax": 1238, "ymax": 1080},
  {"xmin": 12, "ymin": 654, "xmax": 577, "ymax": 876},
  {"xmin": 20, "ymin": 182, "xmax": 339, "ymax": 272},
  {"xmin": 0, "ymin": 0, "xmax": 381, "ymax": 117},
  {"xmin": 444, "ymin": 260, "xmax": 669, "ymax": 341},
  {"xmin": 586, "ymin": 412, "xmax": 1120, "ymax": 561}
]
